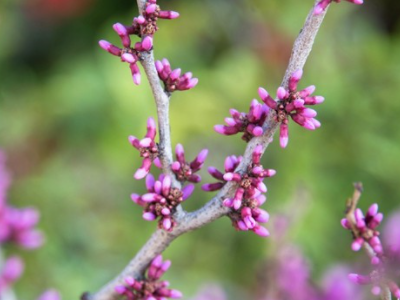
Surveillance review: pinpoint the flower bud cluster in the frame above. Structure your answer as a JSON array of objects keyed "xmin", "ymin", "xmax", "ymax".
[
  {"xmin": 201, "ymin": 155, "xmax": 242, "ymax": 192},
  {"xmin": 131, "ymin": 174, "xmax": 194, "ymax": 231},
  {"xmin": 343, "ymin": 203, "xmax": 400, "ymax": 298},
  {"xmin": 115, "ymin": 254, "xmax": 182, "ymax": 300},
  {"xmin": 214, "ymin": 99, "xmax": 269, "ymax": 142},
  {"xmin": 314, "ymin": 0, "xmax": 363, "ymax": 15},
  {"xmin": 0, "ymin": 206, "xmax": 44, "ymax": 249},
  {"xmin": 259, "ymin": 69, "xmax": 324, "ymax": 148},
  {"xmin": 0, "ymin": 151, "xmax": 59, "ymax": 298},
  {"xmin": 203, "ymin": 146, "xmax": 275, "ymax": 237},
  {"xmin": 155, "ymin": 59, "xmax": 199, "ymax": 92},
  {"xmin": 129, "ymin": 117, "xmax": 161, "ymax": 180},
  {"xmin": 99, "ymin": 0, "xmax": 179, "ymax": 84},
  {"xmin": 170, "ymin": 144, "xmax": 208, "ymax": 183}
]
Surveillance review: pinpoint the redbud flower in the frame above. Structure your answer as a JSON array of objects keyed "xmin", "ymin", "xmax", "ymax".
[
  {"xmin": 0, "ymin": 256, "xmax": 24, "ymax": 292},
  {"xmin": 258, "ymin": 69, "xmax": 324, "ymax": 148},
  {"xmin": 99, "ymin": 0, "xmax": 179, "ymax": 85},
  {"xmin": 343, "ymin": 201, "xmax": 400, "ymax": 298},
  {"xmin": 131, "ymin": 174, "xmax": 194, "ymax": 231},
  {"xmin": 171, "ymin": 144, "xmax": 208, "ymax": 183},
  {"xmin": 214, "ymin": 99, "xmax": 269, "ymax": 142},
  {"xmin": 155, "ymin": 58, "xmax": 199, "ymax": 92},
  {"xmin": 201, "ymin": 155, "xmax": 242, "ymax": 192},
  {"xmin": 314, "ymin": 0, "xmax": 363, "ymax": 15},
  {"xmin": 204, "ymin": 146, "xmax": 275, "ymax": 237},
  {"xmin": 129, "ymin": 117, "xmax": 160, "ymax": 180},
  {"xmin": 115, "ymin": 254, "xmax": 182, "ymax": 300}
]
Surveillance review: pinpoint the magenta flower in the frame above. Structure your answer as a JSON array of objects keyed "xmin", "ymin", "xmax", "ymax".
[
  {"xmin": 115, "ymin": 254, "xmax": 182, "ymax": 300},
  {"xmin": 170, "ymin": 144, "xmax": 208, "ymax": 183},
  {"xmin": 258, "ymin": 69, "xmax": 324, "ymax": 148},
  {"xmin": 214, "ymin": 99, "xmax": 269, "ymax": 142},
  {"xmin": 224, "ymin": 146, "xmax": 275, "ymax": 237},
  {"xmin": 129, "ymin": 117, "xmax": 161, "ymax": 180},
  {"xmin": 155, "ymin": 58, "xmax": 199, "ymax": 92},
  {"xmin": 0, "ymin": 256, "xmax": 24, "ymax": 293},
  {"xmin": 131, "ymin": 174, "xmax": 194, "ymax": 231},
  {"xmin": 204, "ymin": 146, "xmax": 275, "ymax": 237},
  {"xmin": 314, "ymin": 0, "xmax": 363, "ymax": 15},
  {"xmin": 99, "ymin": 0, "xmax": 179, "ymax": 84},
  {"xmin": 343, "ymin": 203, "xmax": 400, "ymax": 298},
  {"xmin": 201, "ymin": 155, "xmax": 242, "ymax": 192}
]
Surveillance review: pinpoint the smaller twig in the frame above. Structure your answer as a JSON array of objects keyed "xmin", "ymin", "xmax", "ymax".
[
  {"xmin": 381, "ymin": 286, "xmax": 392, "ymax": 300},
  {"xmin": 345, "ymin": 183, "xmax": 392, "ymax": 300}
]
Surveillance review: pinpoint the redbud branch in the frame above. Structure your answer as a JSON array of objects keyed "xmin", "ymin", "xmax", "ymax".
[
  {"xmin": 345, "ymin": 183, "xmax": 392, "ymax": 300},
  {"xmin": 136, "ymin": 0, "xmax": 180, "ymax": 188},
  {"xmin": 88, "ymin": 2, "xmax": 329, "ymax": 300},
  {"xmin": 0, "ymin": 248, "xmax": 18, "ymax": 300}
]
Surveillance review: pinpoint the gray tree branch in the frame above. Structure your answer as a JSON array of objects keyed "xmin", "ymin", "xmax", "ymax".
[{"xmin": 87, "ymin": 1, "xmax": 328, "ymax": 299}]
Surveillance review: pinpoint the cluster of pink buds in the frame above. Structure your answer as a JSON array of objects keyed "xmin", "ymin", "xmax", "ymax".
[
  {"xmin": 99, "ymin": 0, "xmax": 179, "ymax": 84},
  {"xmin": 171, "ymin": 144, "xmax": 208, "ymax": 183},
  {"xmin": 155, "ymin": 59, "xmax": 199, "ymax": 92},
  {"xmin": 314, "ymin": 0, "xmax": 363, "ymax": 15},
  {"xmin": 0, "ymin": 150, "xmax": 59, "ymax": 299},
  {"xmin": 201, "ymin": 155, "xmax": 242, "ymax": 192},
  {"xmin": 131, "ymin": 174, "xmax": 194, "ymax": 231},
  {"xmin": 203, "ymin": 146, "xmax": 275, "ymax": 237},
  {"xmin": 342, "ymin": 203, "xmax": 400, "ymax": 298},
  {"xmin": 0, "ymin": 256, "xmax": 23, "ymax": 293},
  {"xmin": 259, "ymin": 69, "xmax": 324, "ymax": 148},
  {"xmin": 129, "ymin": 117, "xmax": 161, "ymax": 180},
  {"xmin": 0, "ymin": 206, "xmax": 44, "ymax": 249},
  {"xmin": 115, "ymin": 254, "xmax": 182, "ymax": 300},
  {"xmin": 214, "ymin": 99, "xmax": 269, "ymax": 142}
]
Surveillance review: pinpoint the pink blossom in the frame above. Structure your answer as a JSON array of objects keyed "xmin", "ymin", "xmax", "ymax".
[
  {"xmin": 99, "ymin": 0, "xmax": 179, "ymax": 85},
  {"xmin": 115, "ymin": 254, "xmax": 182, "ymax": 300},
  {"xmin": 259, "ymin": 69, "xmax": 324, "ymax": 148},
  {"xmin": 155, "ymin": 58, "xmax": 199, "ymax": 92},
  {"xmin": 129, "ymin": 117, "xmax": 159, "ymax": 180},
  {"xmin": 214, "ymin": 99, "xmax": 269, "ymax": 142},
  {"xmin": 170, "ymin": 144, "xmax": 208, "ymax": 183},
  {"xmin": 131, "ymin": 174, "xmax": 194, "ymax": 231}
]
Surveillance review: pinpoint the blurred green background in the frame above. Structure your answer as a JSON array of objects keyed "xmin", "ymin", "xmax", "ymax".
[{"xmin": 1, "ymin": 0, "xmax": 400, "ymax": 298}]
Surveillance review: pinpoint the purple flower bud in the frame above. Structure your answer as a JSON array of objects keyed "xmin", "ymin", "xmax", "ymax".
[
  {"xmin": 182, "ymin": 184, "xmax": 195, "ymax": 200},
  {"xmin": 252, "ymin": 224, "xmax": 270, "ymax": 237},
  {"xmin": 158, "ymin": 11, "xmax": 180, "ymax": 19},
  {"xmin": 143, "ymin": 212, "xmax": 157, "ymax": 221},
  {"xmin": 134, "ymin": 158, "xmax": 152, "ymax": 179},
  {"xmin": 169, "ymin": 69, "xmax": 181, "ymax": 81},
  {"xmin": 141, "ymin": 36, "xmax": 153, "ymax": 51},
  {"xmin": 277, "ymin": 87, "xmax": 288, "ymax": 100},
  {"xmin": 279, "ymin": 123, "xmax": 289, "ymax": 148},
  {"xmin": 289, "ymin": 69, "xmax": 303, "ymax": 92},
  {"xmin": 163, "ymin": 218, "xmax": 172, "ymax": 231},
  {"xmin": 130, "ymin": 63, "xmax": 141, "ymax": 85},
  {"xmin": 146, "ymin": 4, "xmax": 157, "ymax": 14},
  {"xmin": 351, "ymin": 237, "xmax": 363, "ymax": 251},
  {"xmin": 98, "ymin": 40, "xmax": 121, "ymax": 56}
]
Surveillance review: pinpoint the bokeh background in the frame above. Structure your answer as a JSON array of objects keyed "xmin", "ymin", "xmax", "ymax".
[{"xmin": 1, "ymin": 0, "xmax": 400, "ymax": 299}]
